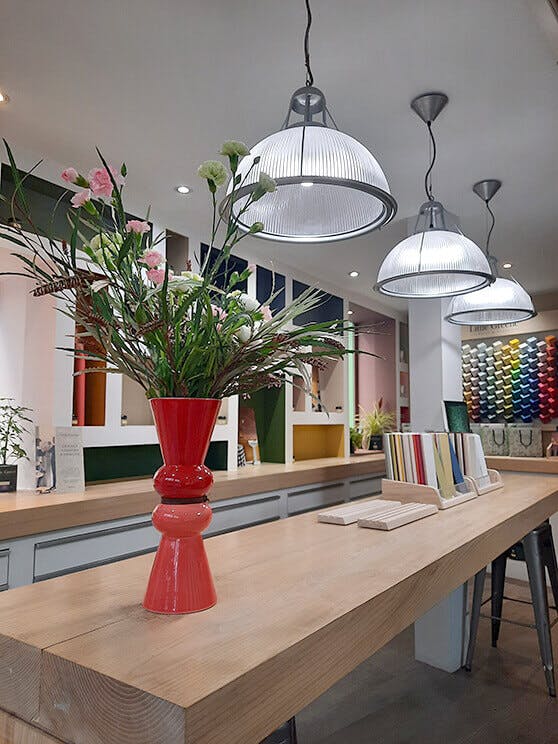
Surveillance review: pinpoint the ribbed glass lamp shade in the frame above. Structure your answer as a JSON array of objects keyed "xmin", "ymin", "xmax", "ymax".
[
  {"xmin": 445, "ymin": 277, "xmax": 536, "ymax": 325},
  {"xmin": 375, "ymin": 202, "xmax": 493, "ymax": 298},
  {"xmin": 225, "ymin": 88, "xmax": 396, "ymax": 243}
]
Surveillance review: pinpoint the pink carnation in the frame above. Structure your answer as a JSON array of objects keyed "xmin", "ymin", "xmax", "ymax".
[
  {"xmin": 87, "ymin": 166, "xmax": 123, "ymax": 199},
  {"xmin": 140, "ymin": 250, "xmax": 164, "ymax": 269},
  {"xmin": 146, "ymin": 268, "xmax": 167, "ymax": 285},
  {"xmin": 61, "ymin": 167, "xmax": 79, "ymax": 184},
  {"xmin": 261, "ymin": 305, "xmax": 273, "ymax": 322},
  {"xmin": 126, "ymin": 220, "xmax": 150, "ymax": 235},
  {"xmin": 70, "ymin": 189, "xmax": 91, "ymax": 208},
  {"xmin": 211, "ymin": 304, "xmax": 227, "ymax": 322}
]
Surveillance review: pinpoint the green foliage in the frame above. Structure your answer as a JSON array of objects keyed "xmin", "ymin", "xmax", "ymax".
[
  {"xmin": 1, "ymin": 140, "xmax": 368, "ymax": 402},
  {"xmin": 0, "ymin": 398, "xmax": 32, "ymax": 465},
  {"xmin": 358, "ymin": 401, "xmax": 395, "ymax": 438},
  {"xmin": 349, "ymin": 426, "xmax": 363, "ymax": 450}
]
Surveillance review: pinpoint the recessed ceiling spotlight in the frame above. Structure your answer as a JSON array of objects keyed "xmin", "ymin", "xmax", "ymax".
[
  {"xmin": 347, "ymin": 310, "xmax": 354, "ymax": 315},
  {"xmin": 0, "ymin": 91, "xmax": 9, "ymax": 104},
  {"xmin": 176, "ymin": 185, "xmax": 191, "ymax": 194},
  {"xmin": 502, "ymin": 262, "xmax": 512, "ymax": 269},
  {"xmin": 348, "ymin": 270, "xmax": 359, "ymax": 278}
]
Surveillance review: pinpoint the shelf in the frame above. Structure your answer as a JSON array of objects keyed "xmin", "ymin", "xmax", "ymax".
[
  {"xmin": 121, "ymin": 377, "xmax": 152, "ymax": 426},
  {"xmin": 291, "ymin": 349, "xmax": 344, "ymax": 416},
  {"xmin": 400, "ymin": 362, "xmax": 409, "ymax": 373},
  {"xmin": 291, "ymin": 411, "xmax": 346, "ymax": 425},
  {"xmin": 317, "ymin": 354, "xmax": 344, "ymax": 413},
  {"xmin": 216, "ymin": 398, "xmax": 228, "ymax": 426},
  {"xmin": 293, "ymin": 424, "xmax": 345, "ymax": 461},
  {"xmin": 292, "ymin": 376, "xmax": 306, "ymax": 413}
]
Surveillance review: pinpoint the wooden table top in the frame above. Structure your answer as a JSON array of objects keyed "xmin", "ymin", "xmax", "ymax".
[
  {"xmin": 0, "ymin": 471, "xmax": 556, "ymax": 744},
  {"xmin": 486, "ymin": 455, "xmax": 558, "ymax": 474},
  {"xmin": 0, "ymin": 454, "xmax": 385, "ymax": 542}
]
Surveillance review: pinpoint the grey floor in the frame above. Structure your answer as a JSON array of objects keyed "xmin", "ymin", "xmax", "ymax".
[{"xmin": 296, "ymin": 581, "xmax": 558, "ymax": 744}]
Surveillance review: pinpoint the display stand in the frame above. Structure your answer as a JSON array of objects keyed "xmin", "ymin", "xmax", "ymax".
[
  {"xmin": 381, "ymin": 477, "xmax": 478, "ymax": 510},
  {"xmin": 467, "ymin": 468, "xmax": 503, "ymax": 496}
]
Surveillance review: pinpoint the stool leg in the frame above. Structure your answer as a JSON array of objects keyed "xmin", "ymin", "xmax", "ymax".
[
  {"xmin": 491, "ymin": 553, "xmax": 507, "ymax": 648},
  {"xmin": 465, "ymin": 567, "xmax": 486, "ymax": 672},
  {"xmin": 288, "ymin": 717, "xmax": 298, "ymax": 744},
  {"xmin": 523, "ymin": 530, "xmax": 556, "ymax": 697},
  {"xmin": 541, "ymin": 523, "xmax": 558, "ymax": 612}
]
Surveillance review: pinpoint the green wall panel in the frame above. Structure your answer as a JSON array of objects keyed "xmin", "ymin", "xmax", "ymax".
[
  {"xmin": 246, "ymin": 386, "xmax": 286, "ymax": 463},
  {"xmin": 84, "ymin": 441, "xmax": 228, "ymax": 483}
]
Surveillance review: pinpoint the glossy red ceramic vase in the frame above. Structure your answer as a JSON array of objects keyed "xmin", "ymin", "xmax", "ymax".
[{"xmin": 143, "ymin": 397, "xmax": 220, "ymax": 614}]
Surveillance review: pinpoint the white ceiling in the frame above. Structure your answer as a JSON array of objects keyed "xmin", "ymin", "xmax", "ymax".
[{"xmin": 2, "ymin": 0, "xmax": 557, "ymax": 312}]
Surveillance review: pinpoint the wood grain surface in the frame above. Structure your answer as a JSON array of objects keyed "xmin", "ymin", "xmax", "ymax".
[
  {"xmin": 0, "ymin": 454, "xmax": 386, "ymax": 542},
  {"xmin": 0, "ymin": 710, "xmax": 62, "ymax": 744},
  {"xmin": 0, "ymin": 472, "xmax": 556, "ymax": 744},
  {"xmin": 486, "ymin": 455, "xmax": 558, "ymax": 474}
]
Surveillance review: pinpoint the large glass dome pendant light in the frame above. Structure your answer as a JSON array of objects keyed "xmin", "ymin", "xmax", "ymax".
[
  {"xmin": 445, "ymin": 180, "xmax": 536, "ymax": 326},
  {"xmin": 223, "ymin": 0, "xmax": 397, "ymax": 243},
  {"xmin": 375, "ymin": 93, "xmax": 494, "ymax": 298}
]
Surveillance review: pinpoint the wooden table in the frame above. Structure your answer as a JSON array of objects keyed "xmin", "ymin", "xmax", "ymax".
[
  {"xmin": 486, "ymin": 455, "xmax": 558, "ymax": 474},
  {"xmin": 0, "ymin": 454, "xmax": 385, "ymax": 542},
  {"xmin": 0, "ymin": 471, "xmax": 556, "ymax": 744}
]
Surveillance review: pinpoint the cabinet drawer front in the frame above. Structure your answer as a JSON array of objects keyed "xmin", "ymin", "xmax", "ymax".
[
  {"xmin": 287, "ymin": 483, "xmax": 345, "ymax": 515},
  {"xmin": 208, "ymin": 495, "xmax": 281, "ymax": 536},
  {"xmin": 34, "ymin": 520, "xmax": 159, "ymax": 581},
  {"xmin": 0, "ymin": 549, "xmax": 8, "ymax": 591},
  {"xmin": 349, "ymin": 477, "xmax": 382, "ymax": 501}
]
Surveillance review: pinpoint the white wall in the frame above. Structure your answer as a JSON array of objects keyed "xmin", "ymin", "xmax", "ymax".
[{"xmin": 0, "ymin": 247, "xmax": 57, "ymax": 488}]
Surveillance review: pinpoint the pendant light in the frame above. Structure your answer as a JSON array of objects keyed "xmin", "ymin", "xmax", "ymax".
[
  {"xmin": 375, "ymin": 93, "xmax": 493, "ymax": 298},
  {"xmin": 223, "ymin": 0, "xmax": 397, "ymax": 243},
  {"xmin": 445, "ymin": 180, "xmax": 536, "ymax": 325}
]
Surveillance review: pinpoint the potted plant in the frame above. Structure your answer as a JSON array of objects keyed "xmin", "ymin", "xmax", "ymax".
[
  {"xmin": 0, "ymin": 398, "xmax": 32, "ymax": 492},
  {"xmin": 349, "ymin": 426, "xmax": 363, "ymax": 454},
  {"xmin": 359, "ymin": 400, "xmax": 395, "ymax": 451},
  {"xmin": 1, "ymin": 140, "xmax": 357, "ymax": 614}
]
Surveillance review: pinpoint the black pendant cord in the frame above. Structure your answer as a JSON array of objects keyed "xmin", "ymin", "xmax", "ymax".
[
  {"xmin": 424, "ymin": 121, "xmax": 437, "ymax": 201},
  {"xmin": 304, "ymin": 0, "xmax": 314, "ymax": 87},
  {"xmin": 485, "ymin": 200, "xmax": 496, "ymax": 258}
]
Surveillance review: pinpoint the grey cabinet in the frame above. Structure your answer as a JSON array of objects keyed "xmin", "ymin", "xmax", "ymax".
[{"xmin": 1, "ymin": 469, "xmax": 384, "ymax": 591}]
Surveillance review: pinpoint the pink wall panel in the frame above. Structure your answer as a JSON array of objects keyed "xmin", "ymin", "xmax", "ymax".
[{"xmin": 356, "ymin": 317, "xmax": 396, "ymax": 417}]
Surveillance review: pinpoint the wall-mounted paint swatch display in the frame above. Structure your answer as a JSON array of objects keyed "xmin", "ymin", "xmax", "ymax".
[
  {"xmin": 463, "ymin": 335, "xmax": 558, "ymax": 424},
  {"xmin": 383, "ymin": 432, "xmax": 490, "ymax": 498}
]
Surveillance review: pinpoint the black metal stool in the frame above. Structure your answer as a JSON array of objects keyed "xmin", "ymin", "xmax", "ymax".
[
  {"xmin": 261, "ymin": 717, "xmax": 298, "ymax": 744},
  {"xmin": 465, "ymin": 521, "xmax": 558, "ymax": 697}
]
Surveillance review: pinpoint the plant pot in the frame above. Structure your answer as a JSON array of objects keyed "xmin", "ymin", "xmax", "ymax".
[
  {"xmin": 0, "ymin": 464, "xmax": 17, "ymax": 493},
  {"xmin": 368, "ymin": 435, "xmax": 384, "ymax": 452},
  {"xmin": 143, "ymin": 397, "xmax": 220, "ymax": 615}
]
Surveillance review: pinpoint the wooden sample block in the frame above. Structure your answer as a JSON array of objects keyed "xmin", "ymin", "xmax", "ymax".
[
  {"xmin": 318, "ymin": 499, "xmax": 401, "ymax": 525},
  {"xmin": 358, "ymin": 502, "xmax": 438, "ymax": 530}
]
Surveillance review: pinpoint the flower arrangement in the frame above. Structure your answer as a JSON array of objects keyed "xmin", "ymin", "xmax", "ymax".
[{"xmin": 1, "ymin": 139, "xmax": 354, "ymax": 402}]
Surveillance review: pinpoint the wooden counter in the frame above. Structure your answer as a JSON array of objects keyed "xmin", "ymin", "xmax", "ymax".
[
  {"xmin": 0, "ymin": 472, "xmax": 557, "ymax": 744},
  {"xmin": 0, "ymin": 454, "xmax": 385, "ymax": 542},
  {"xmin": 487, "ymin": 455, "xmax": 558, "ymax": 474}
]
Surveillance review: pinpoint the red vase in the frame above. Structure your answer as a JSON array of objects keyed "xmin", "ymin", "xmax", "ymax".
[{"xmin": 143, "ymin": 397, "xmax": 220, "ymax": 614}]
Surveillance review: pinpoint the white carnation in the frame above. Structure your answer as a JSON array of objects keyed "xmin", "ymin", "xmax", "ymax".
[
  {"xmin": 232, "ymin": 291, "xmax": 259, "ymax": 312},
  {"xmin": 235, "ymin": 325, "xmax": 252, "ymax": 343}
]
